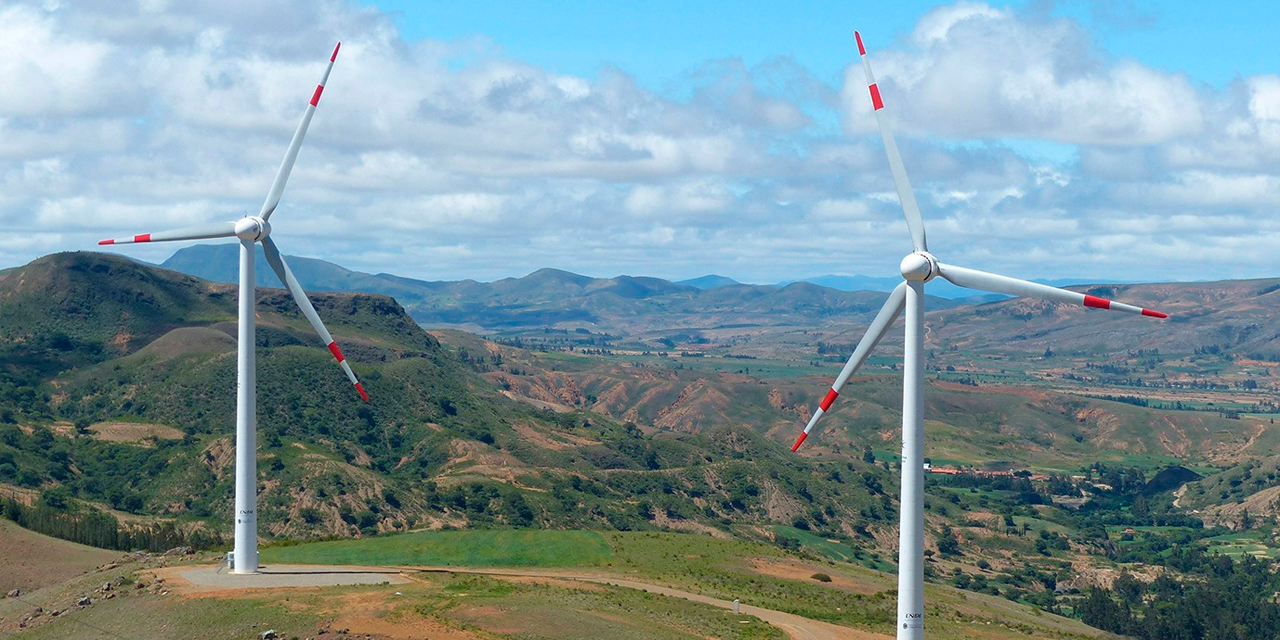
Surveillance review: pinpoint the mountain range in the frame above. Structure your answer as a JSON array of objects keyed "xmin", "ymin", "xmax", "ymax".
[
  {"xmin": 154, "ymin": 244, "xmax": 1280, "ymax": 363},
  {"xmin": 157, "ymin": 244, "xmax": 972, "ymax": 332}
]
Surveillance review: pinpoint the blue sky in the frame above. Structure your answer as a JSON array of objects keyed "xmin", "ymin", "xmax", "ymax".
[
  {"xmin": 370, "ymin": 0, "xmax": 1279, "ymax": 90},
  {"xmin": 2, "ymin": 0, "xmax": 1279, "ymax": 285}
]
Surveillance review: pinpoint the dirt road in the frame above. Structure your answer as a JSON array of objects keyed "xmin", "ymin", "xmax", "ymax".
[
  {"xmin": 171, "ymin": 563, "xmax": 889, "ymax": 640},
  {"xmin": 414, "ymin": 566, "xmax": 890, "ymax": 640}
]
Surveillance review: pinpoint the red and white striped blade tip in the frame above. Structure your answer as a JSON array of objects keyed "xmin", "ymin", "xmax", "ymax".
[
  {"xmin": 1082, "ymin": 294, "xmax": 1168, "ymax": 319},
  {"xmin": 791, "ymin": 431, "xmax": 808, "ymax": 452},
  {"xmin": 98, "ymin": 234, "xmax": 151, "ymax": 245}
]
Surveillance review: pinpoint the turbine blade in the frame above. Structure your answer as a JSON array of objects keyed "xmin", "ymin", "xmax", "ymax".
[
  {"xmin": 855, "ymin": 31, "xmax": 928, "ymax": 253},
  {"xmin": 792, "ymin": 282, "xmax": 907, "ymax": 451},
  {"xmin": 261, "ymin": 237, "xmax": 369, "ymax": 401},
  {"xmin": 935, "ymin": 262, "xmax": 1168, "ymax": 318},
  {"xmin": 258, "ymin": 42, "xmax": 340, "ymax": 222},
  {"xmin": 98, "ymin": 221, "xmax": 237, "ymax": 245}
]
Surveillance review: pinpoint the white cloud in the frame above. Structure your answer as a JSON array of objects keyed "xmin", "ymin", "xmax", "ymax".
[
  {"xmin": 1, "ymin": 1, "xmax": 1278, "ymax": 285},
  {"xmin": 844, "ymin": 3, "xmax": 1205, "ymax": 145},
  {"xmin": 0, "ymin": 5, "xmax": 140, "ymax": 118}
]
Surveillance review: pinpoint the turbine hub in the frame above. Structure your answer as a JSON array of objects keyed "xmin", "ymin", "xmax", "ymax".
[
  {"xmin": 899, "ymin": 251, "xmax": 937, "ymax": 282},
  {"xmin": 234, "ymin": 216, "xmax": 271, "ymax": 242}
]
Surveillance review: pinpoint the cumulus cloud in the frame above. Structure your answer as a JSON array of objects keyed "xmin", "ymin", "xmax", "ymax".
[
  {"xmin": 843, "ymin": 2, "xmax": 1204, "ymax": 145},
  {"xmin": 0, "ymin": 0, "xmax": 1277, "ymax": 285}
]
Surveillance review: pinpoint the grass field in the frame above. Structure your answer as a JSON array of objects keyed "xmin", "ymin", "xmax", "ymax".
[
  {"xmin": 261, "ymin": 529, "xmax": 1118, "ymax": 639},
  {"xmin": 0, "ymin": 523, "xmax": 1125, "ymax": 639},
  {"xmin": 424, "ymin": 573, "xmax": 784, "ymax": 640},
  {"xmin": 1202, "ymin": 530, "xmax": 1280, "ymax": 559},
  {"xmin": 264, "ymin": 529, "xmax": 614, "ymax": 568}
]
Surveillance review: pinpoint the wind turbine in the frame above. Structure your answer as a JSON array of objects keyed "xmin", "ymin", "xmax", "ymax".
[
  {"xmin": 790, "ymin": 32, "xmax": 1167, "ymax": 639},
  {"xmin": 98, "ymin": 42, "xmax": 366, "ymax": 574}
]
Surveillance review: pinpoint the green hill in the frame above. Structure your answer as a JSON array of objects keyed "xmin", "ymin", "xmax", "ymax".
[{"xmin": 0, "ymin": 252, "xmax": 890, "ymax": 548}]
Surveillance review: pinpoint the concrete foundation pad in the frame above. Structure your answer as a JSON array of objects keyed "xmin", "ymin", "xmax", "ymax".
[{"xmin": 177, "ymin": 564, "xmax": 411, "ymax": 590}]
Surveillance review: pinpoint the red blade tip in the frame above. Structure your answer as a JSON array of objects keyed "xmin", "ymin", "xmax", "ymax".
[
  {"xmin": 1142, "ymin": 309, "xmax": 1168, "ymax": 319},
  {"xmin": 331, "ymin": 42, "xmax": 341, "ymax": 62},
  {"xmin": 98, "ymin": 239, "xmax": 114, "ymax": 245},
  {"xmin": 855, "ymin": 31, "xmax": 866, "ymax": 56},
  {"xmin": 791, "ymin": 432, "xmax": 808, "ymax": 452},
  {"xmin": 819, "ymin": 388, "xmax": 838, "ymax": 412},
  {"xmin": 1083, "ymin": 295, "xmax": 1111, "ymax": 310},
  {"xmin": 356, "ymin": 382, "xmax": 369, "ymax": 402}
]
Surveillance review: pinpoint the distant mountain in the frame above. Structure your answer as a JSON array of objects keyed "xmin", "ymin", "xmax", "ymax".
[
  {"xmin": 162, "ymin": 246, "xmax": 1259, "ymax": 357},
  {"xmin": 788, "ymin": 273, "xmax": 1123, "ymax": 302},
  {"xmin": 157, "ymin": 246, "xmax": 966, "ymax": 333},
  {"xmin": 784, "ymin": 274, "xmax": 904, "ymax": 293},
  {"xmin": 783, "ymin": 273, "xmax": 996, "ymax": 301},
  {"xmin": 929, "ymin": 278, "xmax": 1280, "ymax": 356},
  {"xmin": 677, "ymin": 274, "xmax": 742, "ymax": 289},
  {"xmin": 160, "ymin": 243, "xmax": 437, "ymax": 298}
]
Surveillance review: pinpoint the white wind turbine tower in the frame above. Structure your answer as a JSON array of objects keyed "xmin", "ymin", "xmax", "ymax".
[
  {"xmin": 98, "ymin": 43, "xmax": 367, "ymax": 574},
  {"xmin": 790, "ymin": 32, "xmax": 1168, "ymax": 639}
]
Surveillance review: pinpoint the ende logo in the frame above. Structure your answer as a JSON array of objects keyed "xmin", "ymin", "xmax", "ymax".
[{"xmin": 902, "ymin": 613, "xmax": 923, "ymax": 630}]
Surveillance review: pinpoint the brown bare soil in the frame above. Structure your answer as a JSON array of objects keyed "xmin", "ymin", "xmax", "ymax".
[
  {"xmin": 327, "ymin": 590, "xmax": 485, "ymax": 640},
  {"xmin": 1200, "ymin": 484, "xmax": 1280, "ymax": 529},
  {"xmin": 88, "ymin": 421, "xmax": 184, "ymax": 444},
  {"xmin": 748, "ymin": 558, "xmax": 883, "ymax": 595},
  {"xmin": 437, "ymin": 438, "xmax": 542, "ymax": 489},
  {"xmin": 0, "ymin": 518, "xmax": 119, "ymax": 593},
  {"xmin": 155, "ymin": 567, "xmax": 481, "ymax": 640},
  {"xmin": 650, "ymin": 508, "xmax": 732, "ymax": 538},
  {"xmin": 133, "ymin": 326, "xmax": 236, "ymax": 360},
  {"xmin": 510, "ymin": 421, "xmax": 601, "ymax": 450}
]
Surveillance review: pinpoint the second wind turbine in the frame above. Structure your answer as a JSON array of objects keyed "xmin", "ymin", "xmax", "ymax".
[
  {"xmin": 790, "ymin": 32, "xmax": 1168, "ymax": 640},
  {"xmin": 98, "ymin": 43, "xmax": 365, "ymax": 574}
]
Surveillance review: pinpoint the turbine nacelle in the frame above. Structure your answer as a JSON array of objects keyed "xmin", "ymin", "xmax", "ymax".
[
  {"xmin": 234, "ymin": 216, "xmax": 271, "ymax": 242},
  {"xmin": 899, "ymin": 251, "xmax": 937, "ymax": 282}
]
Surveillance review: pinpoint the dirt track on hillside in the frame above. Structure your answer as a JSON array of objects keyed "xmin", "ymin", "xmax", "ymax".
[
  {"xmin": 424, "ymin": 566, "xmax": 890, "ymax": 640},
  {"xmin": 169, "ymin": 563, "xmax": 890, "ymax": 640}
]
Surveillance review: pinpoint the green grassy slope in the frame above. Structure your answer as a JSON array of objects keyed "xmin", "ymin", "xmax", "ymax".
[
  {"xmin": 0, "ymin": 253, "xmax": 891, "ymax": 547},
  {"xmin": 264, "ymin": 529, "xmax": 1119, "ymax": 640}
]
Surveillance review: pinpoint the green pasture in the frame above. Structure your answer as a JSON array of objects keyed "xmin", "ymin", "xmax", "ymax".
[
  {"xmin": 263, "ymin": 529, "xmax": 613, "ymax": 568},
  {"xmin": 1202, "ymin": 530, "xmax": 1280, "ymax": 559}
]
